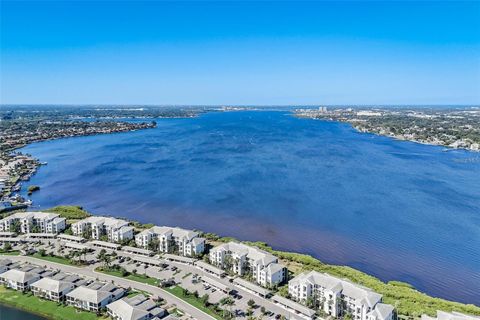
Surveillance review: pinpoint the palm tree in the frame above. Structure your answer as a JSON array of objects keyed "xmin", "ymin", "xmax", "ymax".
[{"xmin": 80, "ymin": 248, "xmax": 88, "ymax": 262}]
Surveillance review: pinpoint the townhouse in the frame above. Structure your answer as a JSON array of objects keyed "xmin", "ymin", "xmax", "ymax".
[
  {"xmin": 0, "ymin": 258, "xmax": 12, "ymax": 273},
  {"xmin": 72, "ymin": 216, "xmax": 133, "ymax": 242},
  {"xmin": 135, "ymin": 226, "xmax": 205, "ymax": 257},
  {"xmin": 107, "ymin": 294, "xmax": 166, "ymax": 320},
  {"xmin": 31, "ymin": 272, "xmax": 88, "ymax": 302},
  {"xmin": 0, "ymin": 263, "xmax": 53, "ymax": 291},
  {"xmin": 0, "ymin": 211, "xmax": 66, "ymax": 234},
  {"xmin": 66, "ymin": 281, "xmax": 126, "ymax": 312},
  {"xmin": 422, "ymin": 311, "xmax": 480, "ymax": 320},
  {"xmin": 209, "ymin": 241, "xmax": 286, "ymax": 287},
  {"xmin": 288, "ymin": 271, "xmax": 394, "ymax": 320}
]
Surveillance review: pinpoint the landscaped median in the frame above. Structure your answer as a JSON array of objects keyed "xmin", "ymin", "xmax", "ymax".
[
  {"xmin": 30, "ymin": 253, "xmax": 76, "ymax": 266},
  {"xmin": 164, "ymin": 286, "xmax": 224, "ymax": 320},
  {"xmin": 95, "ymin": 266, "xmax": 159, "ymax": 286},
  {"xmin": 95, "ymin": 265, "xmax": 224, "ymax": 319},
  {"xmin": 0, "ymin": 286, "xmax": 107, "ymax": 320}
]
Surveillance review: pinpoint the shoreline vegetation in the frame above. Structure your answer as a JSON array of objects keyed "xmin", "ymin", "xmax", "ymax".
[
  {"xmin": 3, "ymin": 205, "xmax": 479, "ymax": 319},
  {"xmin": 294, "ymin": 107, "xmax": 480, "ymax": 152}
]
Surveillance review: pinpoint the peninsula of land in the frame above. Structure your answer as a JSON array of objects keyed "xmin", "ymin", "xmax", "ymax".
[
  {"xmin": 0, "ymin": 105, "xmax": 213, "ymax": 208},
  {"xmin": 295, "ymin": 107, "xmax": 480, "ymax": 152}
]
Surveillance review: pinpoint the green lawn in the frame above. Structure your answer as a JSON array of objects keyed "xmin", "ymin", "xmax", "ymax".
[
  {"xmin": 0, "ymin": 251, "xmax": 20, "ymax": 256},
  {"xmin": 165, "ymin": 286, "xmax": 222, "ymax": 320},
  {"xmin": 31, "ymin": 253, "xmax": 75, "ymax": 266},
  {"xmin": 97, "ymin": 268, "xmax": 159, "ymax": 286},
  {"xmin": 0, "ymin": 286, "xmax": 106, "ymax": 320}
]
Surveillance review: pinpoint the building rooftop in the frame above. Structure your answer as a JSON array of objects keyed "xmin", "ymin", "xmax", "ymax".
[
  {"xmin": 107, "ymin": 294, "xmax": 164, "ymax": 320},
  {"xmin": 88, "ymin": 240, "xmax": 122, "ymax": 249},
  {"xmin": 0, "ymin": 211, "xmax": 60, "ymax": 222},
  {"xmin": 233, "ymin": 277, "xmax": 271, "ymax": 296},
  {"xmin": 211, "ymin": 241, "xmax": 278, "ymax": 266},
  {"xmin": 57, "ymin": 234, "xmax": 85, "ymax": 242},
  {"xmin": 0, "ymin": 268, "xmax": 41, "ymax": 283},
  {"xmin": 367, "ymin": 303, "xmax": 394, "ymax": 320},
  {"xmin": 31, "ymin": 277, "xmax": 73, "ymax": 293},
  {"xmin": 195, "ymin": 260, "xmax": 225, "ymax": 276},
  {"xmin": 272, "ymin": 294, "xmax": 316, "ymax": 318},
  {"xmin": 122, "ymin": 246, "xmax": 153, "ymax": 256},
  {"xmin": 290, "ymin": 270, "xmax": 382, "ymax": 308},
  {"xmin": 137, "ymin": 226, "xmax": 199, "ymax": 241},
  {"xmin": 67, "ymin": 282, "xmax": 125, "ymax": 304},
  {"xmin": 74, "ymin": 216, "xmax": 129, "ymax": 229}
]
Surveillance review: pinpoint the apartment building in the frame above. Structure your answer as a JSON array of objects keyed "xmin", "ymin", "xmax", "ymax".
[
  {"xmin": 209, "ymin": 241, "xmax": 286, "ymax": 287},
  {"xmin": 107, "ymin": 294, "xmax": 166, "ymax": 320},
  {"xmin": 72, "ymin": 216, "xmax": 133, "ymax": 242},
  {"xmin": 288, "ymin": 271, "xmax": 394, "ymax": 320},
  {"xmin": 135, "ymin": 226, "xmax": 205, "ymax": 257},
  {"xmin": 422, "ymin": 311, "xmax": 480, "ymax": 320},
  {"xmin": 66, "ymin": 281, "xmax": 126, "ymax": 312},
  {"xmin": 0, "ymin": 211, "xmax": 66, "ymax": 234}
]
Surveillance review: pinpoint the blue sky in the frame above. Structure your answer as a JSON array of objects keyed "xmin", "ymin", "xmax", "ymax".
[{"xmin": 1, "ymin": 1, "xmax": 479, "ymax": 105}]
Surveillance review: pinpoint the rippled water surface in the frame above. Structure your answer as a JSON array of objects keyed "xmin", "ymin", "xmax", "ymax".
[
  {"xmin": 21, "ymin": 111, "xmax": 480, "ymax": 304},
  {"xmin": 0, "ymin": 304, "xmax": 46, "ymax": 320}
]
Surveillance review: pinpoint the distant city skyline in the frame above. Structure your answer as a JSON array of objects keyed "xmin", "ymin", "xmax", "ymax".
[{"xmin": 1, "ymin": 1, "xmax": 479, "ymax": 105}]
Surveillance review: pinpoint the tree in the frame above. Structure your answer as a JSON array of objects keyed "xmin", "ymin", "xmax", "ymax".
[
  {"xmin": 3, "ymin": 242, "xmax": 12, "ymax": 252},
  {"xmin": 220, "ymin": 297, "xmax": 234, "ymax": 306},
  {"xmin": 260, "ymin": 306, "xmax": 266, "ymax": 315},
  {"xmin": 39, "ymin": 249, "xmax": 46, "ymax": 257},
  {"xmin": 201, "ymin": 294, "xmax": 209, "ymax": 307},
  {"xmin": 97, "ymin": 249, "xmax": 107, "ymax": 261},
  {"xmin": 147, "ymin": 238, "xmax": 160, "ymax": 252},
  {"xmin": 10, "ymin": 220, "xmax": 21, "ymax": 234},
  {"xmin": 222, "ymin": 309, "xmax": 234, "ymax": 320},
  {"xmin": 103, "ymin": 254, "xmax": 112, "ymax": 268},
  {"xmin": 247, "ymin": 299, "xmax": 256, "ymax": 308},
  {"xmin": 80, "ymin": 248, "xmax": 89, "ymax": 262},
  {"xmin": 82, "ymin": 228, "xmax": 91, "ymax": 240}
]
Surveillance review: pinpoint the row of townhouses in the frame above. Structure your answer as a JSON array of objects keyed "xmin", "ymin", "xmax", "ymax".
[
  {"xmin": 0, "ymin": 258, "xmax": 166, "ymax": 319},
  {"xmin": 209, "ymin": 241, "xmax": 286, "ymax": 287},
  {"xmin": 135, "ymin": 226, "xmax": 205, "ymax": 257},
  {"xmin": 0, "ymin": 211, "xmax": 66, "ymax": 234},
  {"xmin": 288, "ymin": 270, "xmax": 394, "ymax": 320},
  {"xmin": 72, "ymin": 216, "xmax": 134, "ymax": 242}
]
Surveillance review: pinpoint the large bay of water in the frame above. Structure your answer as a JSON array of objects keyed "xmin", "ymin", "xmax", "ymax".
[{"xmin": 20, "ymin": 111, "xmax": 480, "ymax": 304}]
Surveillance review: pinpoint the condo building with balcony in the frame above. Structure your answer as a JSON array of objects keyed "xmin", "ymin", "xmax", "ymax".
[
  {"xmin": 0, "ymin": 211, "xmax": 66, "ymax": 234},
  {"xmin": 209, "ymin": 241, "xmax": 286, "ymax": 287},
  {"xmin": 288, "ymin": 271, "xmax": 394, "ymax": 320},
  {"xmin": 72, "ymin": 216, "xmax": 133, "ymax": 242},
  {"xmin": 135, "ymin": 226, "xmax": 205, "ymax": 257}
]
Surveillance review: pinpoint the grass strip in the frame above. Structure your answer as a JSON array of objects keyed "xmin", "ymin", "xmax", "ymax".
[
  {"xmin": 0, "ymin": 286, "xmax": 106, "ymax": 320},
  {"xmin": 165, "ymin": 286, "xmax": 223, "ymax": 320}
]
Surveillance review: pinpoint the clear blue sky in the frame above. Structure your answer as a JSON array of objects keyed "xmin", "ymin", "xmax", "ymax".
[{"xmin": 1, "ymin": 1, "xmax": 479, "ymax": 105}]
